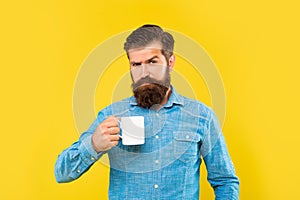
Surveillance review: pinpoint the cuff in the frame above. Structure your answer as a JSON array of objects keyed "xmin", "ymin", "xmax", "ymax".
[{"xmin": 79, "ymin": 135, "xmax": 106, "ymax": 165}]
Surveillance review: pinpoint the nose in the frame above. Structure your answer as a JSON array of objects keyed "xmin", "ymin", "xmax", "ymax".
[{"xmin": 141, "ymin": 64, "xmax": 150, "ymax": 78}]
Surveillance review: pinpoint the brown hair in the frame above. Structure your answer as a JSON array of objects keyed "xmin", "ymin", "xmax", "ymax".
[{"xmin": 124, "ymin": 24, "xmax": 174, "ymax": 61}]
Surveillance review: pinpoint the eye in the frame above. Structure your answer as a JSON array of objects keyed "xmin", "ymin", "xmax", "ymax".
[
  {"xmin": 149, "ymin": 60, "xmax": 158, "ymax": 64},
  {"xmin": 131, "ymin": 62, "xmax": 141, "ymax": 67}
]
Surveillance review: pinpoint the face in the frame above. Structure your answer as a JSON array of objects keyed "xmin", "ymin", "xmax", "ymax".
[{"xmin": 128, "ymin": 42, "xmax": 175, "ymax": 108}]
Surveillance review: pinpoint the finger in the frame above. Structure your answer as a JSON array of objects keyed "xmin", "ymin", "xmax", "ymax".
[
  {"xmin": 110, "ymin": 141, "xmax": 119, "ymax": 147},
  {"xmin": 104, "ymin": 117, "xmax": 119, "ymax": 128},
  {"xmin": 111, "ymin": 116, "xmax": 121, "ymax": 126},
  {"xmin": 104, "ymin": 121, "xmax": 119, "ymax": 128},
  {"xmin": 109, "ymin": 134, "xmax": 121, "ymax": 141},
  {"xmin": 97, "ymin": 120, "xmax": 118, "ymax": 131},
  {"xmin": 107, "ymin": 127, "xmax": 120, "ymax": 135},
  {"xmin": 101, "ymin": 127, "xmax": 120, "ymax": 135},
  {"xmin": 106, "ymin": 115, "xmax": 119, "ymax": 122}
]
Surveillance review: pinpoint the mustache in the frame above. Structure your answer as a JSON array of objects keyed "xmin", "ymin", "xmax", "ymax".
[{"xmin": 131, "ymin": 76, "xmax": 170, "ymax": 91}]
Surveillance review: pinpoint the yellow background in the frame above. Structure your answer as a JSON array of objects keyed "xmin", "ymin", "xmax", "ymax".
[{"xmin": 1, "ymin": 0, "xmax": 299, "ymax": 199}]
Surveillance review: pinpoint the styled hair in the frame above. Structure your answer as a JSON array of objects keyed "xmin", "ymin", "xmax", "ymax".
[{"xmin": 124, "ymin": 24, "xmax": 175, "ymax": 61}]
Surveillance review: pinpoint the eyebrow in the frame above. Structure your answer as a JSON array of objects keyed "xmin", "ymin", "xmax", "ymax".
[{"xmin": 130, "ymin": 56, "xmax": 160, "ymax": 65}]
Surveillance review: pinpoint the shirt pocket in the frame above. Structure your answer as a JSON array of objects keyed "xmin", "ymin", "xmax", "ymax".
[{"xmin": 174, "ymin": 131, "xmax": 201, "ymax": 163}]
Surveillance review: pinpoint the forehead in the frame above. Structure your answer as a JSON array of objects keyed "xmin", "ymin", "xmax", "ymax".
[{"xmin": 128, "ymin": 42, "xmax": 163, "ymax": 61}]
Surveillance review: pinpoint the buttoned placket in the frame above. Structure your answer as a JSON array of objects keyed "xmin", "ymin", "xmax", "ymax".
[{"xmin": 152, "ymin": 109, "xmax": 162, "ymax": 198}]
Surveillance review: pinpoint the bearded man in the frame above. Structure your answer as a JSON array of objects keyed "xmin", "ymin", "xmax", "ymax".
[{"xmin": 55, "ymin": 25, "xmax": 240, "ymax": 200}]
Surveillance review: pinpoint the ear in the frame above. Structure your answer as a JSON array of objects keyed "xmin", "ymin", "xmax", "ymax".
[{"xmin": 168, "ymin": 55, "xmax": 175, "ymax": 71}]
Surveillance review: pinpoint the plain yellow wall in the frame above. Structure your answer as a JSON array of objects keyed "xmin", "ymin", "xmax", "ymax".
[{"xmin": 1, "ymin": 0, "xmax": 300, "ymax": 199}]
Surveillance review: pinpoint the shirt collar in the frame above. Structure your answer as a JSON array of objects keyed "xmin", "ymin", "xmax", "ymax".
[{"xmin": 129, "ymin": 85, "xmax": 184, "ymax": 108}]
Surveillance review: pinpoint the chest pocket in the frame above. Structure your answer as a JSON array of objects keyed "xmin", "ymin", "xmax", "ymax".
[{"xmin": 174, "ymin": 131, "xmax": 201, "ymax": 163}]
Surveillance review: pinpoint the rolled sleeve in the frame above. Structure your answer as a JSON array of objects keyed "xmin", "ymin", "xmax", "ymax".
[
  {"xmin": 54, "ymin": 111, "xmax": 108, "ymax": 183},
  {"xmin": 80, "ymin": 134, "xmax": 106, "ymax": 165}
]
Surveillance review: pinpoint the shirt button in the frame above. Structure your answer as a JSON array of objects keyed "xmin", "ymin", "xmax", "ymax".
[
  {"xmin": 155, "ymin": 135, "xmax": 159, "ymax": 139},
  {"xmin": 77, "ymin": 169, "xmax": 81, "ymax": 173},
  {"xmin": 185, "ymin": 135, "xmax": 190, "ymax": 139},
  {"xmin": 155, "ymin": 160, "xmax": 159, "ymax": 164},
  {"xmin": 91, "ymin": 157, "xmax": 95, "ymax": 161},
  {"xmin": 154, "ymin": 184, "xmax": 159, "ymax": 189},
  {"xmin": 156, "ymin": 113, "xmax": 159, "ymax": 116}
]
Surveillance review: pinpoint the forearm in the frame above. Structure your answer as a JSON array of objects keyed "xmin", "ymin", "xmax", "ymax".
[{"xmin": 54, "ymin": 134, "xmax": 105, "ymax": 183}]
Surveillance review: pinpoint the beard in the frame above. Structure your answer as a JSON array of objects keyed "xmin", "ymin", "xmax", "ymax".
[{"xmin": 131, "ymin": 73, "xmax": 171, "ymax": 109}]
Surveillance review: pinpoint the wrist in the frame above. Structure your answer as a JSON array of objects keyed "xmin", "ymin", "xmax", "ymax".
[{"xmin": 91, "ymin": 134, "xmax": 101, "ymax": 153}]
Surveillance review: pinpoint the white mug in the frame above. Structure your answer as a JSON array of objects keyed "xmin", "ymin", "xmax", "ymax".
[{"xmin": 120, "ymin": 116, "xmax": 145, "ymax": 145}]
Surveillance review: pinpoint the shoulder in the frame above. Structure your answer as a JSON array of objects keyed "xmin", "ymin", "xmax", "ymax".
[
  {"xmin": 97, "ymin": 96, "xmax": 133, "ymax": 117},
  {"xmin": 179, "ymin": 94, "xmax": 215, "ymax": 121}
]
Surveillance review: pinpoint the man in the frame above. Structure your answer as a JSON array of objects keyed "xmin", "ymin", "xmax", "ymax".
[{"xmin": 55, "ymin": 25, "xmax": 240, "ymax": 199}]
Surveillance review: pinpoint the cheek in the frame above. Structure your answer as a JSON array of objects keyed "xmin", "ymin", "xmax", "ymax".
[
  {"xmin": 130, "ymin": 69, "xmax": 143, "ymax": 82},
  {"xmin": 150, "ymin": 70, "xmax": 166, "ymax": 80},
  {"xmin": 149, "ymin": 66, "xmax": 169, "ymax": 80},
  {"xmin": 130, "ymin": 72, "xmax": 139, "ymax": 83}
]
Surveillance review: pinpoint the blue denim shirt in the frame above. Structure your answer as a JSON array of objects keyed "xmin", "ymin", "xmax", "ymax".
[{"xmin": 55, "ymin": 87, "xmax": 239, "ymax": 199}]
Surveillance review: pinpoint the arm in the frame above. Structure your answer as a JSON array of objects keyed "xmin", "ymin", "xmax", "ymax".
[
  {"xmin": 201, "ymin": 110, "xmax": 240, "ymax": 200},
  {"xmin": 54, "ymin": 117, "xmax": 104, "ymax": 183},
  {"xmin": 54, "ymin": 112, "xmax": 120, "ymax": 183}
]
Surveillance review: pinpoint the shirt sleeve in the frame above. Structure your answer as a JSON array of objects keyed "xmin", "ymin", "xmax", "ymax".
[
  {"xmin": 200, "ymin": 109, "xmax": 240, "ymax": 200},
  {"xmin": 54, "ymin": 111, "xmax": 106, "ymax": 183}
]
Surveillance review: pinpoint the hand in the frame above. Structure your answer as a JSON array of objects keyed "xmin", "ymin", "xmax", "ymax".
[{"xmin": 91, "ymin": 116, "xmax": 120, "ymax": 152}]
